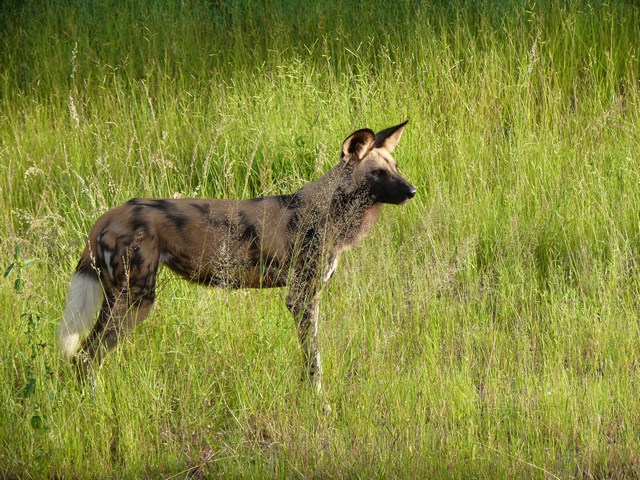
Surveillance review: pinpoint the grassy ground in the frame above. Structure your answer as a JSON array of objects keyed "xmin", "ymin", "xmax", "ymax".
[{"xmin": 2, "ymin": 0, "xmax": 640, "ymax": 477}]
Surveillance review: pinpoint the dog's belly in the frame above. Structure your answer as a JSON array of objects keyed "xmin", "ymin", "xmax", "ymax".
[{"xmin": 160, "ymin": 250, "xmax": 290, "ymax": 289}]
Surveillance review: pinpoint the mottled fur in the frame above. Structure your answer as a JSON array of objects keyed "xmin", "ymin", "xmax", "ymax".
[{"xmin": 57, "ymin": 122, "xmax": 416, "ymax": 391}]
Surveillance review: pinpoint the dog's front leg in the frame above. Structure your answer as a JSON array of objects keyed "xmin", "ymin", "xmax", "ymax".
[{"xmin": 287, "ymin": 281, "xmax": 323, "ymax": 393}]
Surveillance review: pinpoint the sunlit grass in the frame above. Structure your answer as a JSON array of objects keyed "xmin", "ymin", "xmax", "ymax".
[{"xmin": 2, "ymin": 0, "xmax": 640, "ymax": 477}]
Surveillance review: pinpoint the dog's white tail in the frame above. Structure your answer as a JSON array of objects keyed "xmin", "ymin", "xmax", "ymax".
[{"xmin": 56, "ymin": 273, "xmax": 104, "ymax": 360}]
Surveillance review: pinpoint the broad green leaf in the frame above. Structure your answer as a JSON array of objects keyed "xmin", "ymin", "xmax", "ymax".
[
  {"xmin": 3, "ymin": 263, "xmax": 15, "ymax": 278},
  {"xmin": 30, "ymin": 415, "xmax": 43, "ymax": 430},
  {"xmin": 23, "ymin": 378, "xmax": 36, "ymax": 398}
]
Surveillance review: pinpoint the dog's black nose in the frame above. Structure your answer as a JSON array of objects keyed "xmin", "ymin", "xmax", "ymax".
[{"xmin": 407, "ymin": 186, "xmax": 417, "ymax": 199}]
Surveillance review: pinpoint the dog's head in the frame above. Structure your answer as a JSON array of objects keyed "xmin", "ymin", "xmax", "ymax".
[{"xmin": 341, "ymin": 121, "xmax": 416, "ymax": 205}]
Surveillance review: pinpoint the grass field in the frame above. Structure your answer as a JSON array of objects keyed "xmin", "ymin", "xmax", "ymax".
[{"xmin": 2, "ymin": 0, "xmax": 640, "ymax": 477}]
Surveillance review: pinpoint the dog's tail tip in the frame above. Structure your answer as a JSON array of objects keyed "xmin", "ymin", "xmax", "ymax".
[
  {"xmin": 56, "ymin": 272, "xmax": 103, "ymax": 361},
  {"xmin": 56, "ymin": 331, "xmax": 81, "ymax": 361}
]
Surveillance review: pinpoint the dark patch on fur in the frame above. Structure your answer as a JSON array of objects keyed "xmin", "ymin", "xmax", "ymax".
[
  {"xmin": 164, "ymin": 254, "xmax": 193, "ymax": 279},
  {"xmin": 145, "ymin": 199, "xmax": 170, "ymax": 210},
  {"xmin": 127, "ymin": 198, "xmax": 171, "ymax": 211},
  {"xmin": 144, "ymin": 264, "xmax": 157, "ymax": 279},
  {"xmin": 262, "ymin": 254, "xmax": 280, "ymax": 269},
  {"xmin": 208, "ymin": 214, "xmax": 230, "ymax": 229},
  {"xmin": 286, "ymin": 210, "xmax": 301, "ymax": 233},
  {"xmin": 132, "ymin": 269, "xmax": 158, "ymax": 302},
  {"xmin": 165, "ymin": 211, "xmax": 188, "ymax": 230},
  {"xmin": 302, "ymin": 226, "xmax": 318, "ymax": 248},
  {"xmin": 250, "ymin": 253, "xmax": 286, "ymax": 288},
  {"xmin": 275, "ymin": 193, "xmax": 302, "ymax": 209},
  {"xmin": 127, "ymin": 247, "xmax": 145, "ymax": 269},
  {"xmin": 127, "ymin": 199, "xmax": 187, "ymax": 229},
  {"xmin": 75, "ymin": 260, "xmax": 96, "ymax": 276},
  {"xmin": 130, "ymin": 214, "xmax": 149, "ymax": 232},
  {"xmin": 131, "ymin": 205, "xmax": 145, "ymax": 218},
  {"xmin": 143, "ymin": 290, "xmax": 156, "ymax": 302},
  {"xmin": 238, "ymin": 212, "xmax": 260, "ymax": 247},
  {"xmin": 191, "ymin": 202, "xmax": 211, "ymax": 219}
]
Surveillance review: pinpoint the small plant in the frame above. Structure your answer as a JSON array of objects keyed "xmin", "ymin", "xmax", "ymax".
[
  {"xmin": 4, "ymin": 246, "xmax": 53, "ymax": 474},
  {"xmin": 4, "ymin": 245, "xmax": 34, "ymax": 294}
]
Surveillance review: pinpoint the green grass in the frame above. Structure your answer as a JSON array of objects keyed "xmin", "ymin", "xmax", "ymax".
[{"xmin": 2, "ymin": 0, "xmax": 640, "ymax": 477}]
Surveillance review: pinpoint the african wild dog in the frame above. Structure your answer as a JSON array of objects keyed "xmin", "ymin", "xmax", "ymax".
[{"xmin": 57, "ymin": 121, "xmax": 416, "ymax": 391}]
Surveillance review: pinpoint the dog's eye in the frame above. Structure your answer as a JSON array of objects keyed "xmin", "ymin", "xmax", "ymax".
[{"xmin": 372, "ymin": 168, "xmax": 386, "ymax": 177}]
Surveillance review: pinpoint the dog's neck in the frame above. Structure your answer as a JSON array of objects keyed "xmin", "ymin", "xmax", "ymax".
[{"xmin": 297, "ymin": 162, "xmax": 381, "ymax": 248}]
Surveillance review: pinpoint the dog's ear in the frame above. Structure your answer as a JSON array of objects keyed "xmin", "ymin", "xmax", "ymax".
[
  {"xmin": 342, "ymin": 128, "xmax": 376, "ymax": 162},
  {"xmin": 375, "ymin": 120, "xmax": 408, "ymax": 153}
]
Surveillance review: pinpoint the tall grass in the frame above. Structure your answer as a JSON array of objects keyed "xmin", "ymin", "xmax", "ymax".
[{"xmin": 2, "ymin": 0, "xmax": 640, "ymax": 477}]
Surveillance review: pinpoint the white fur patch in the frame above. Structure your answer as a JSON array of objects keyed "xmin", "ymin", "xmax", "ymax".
[
  {"xmin": 103, "ymin": 250, "xmax": 114, "ymax": 281},
  {"xmin": 323, "ymin": 256, "xmax": 340, "ymax": 284},
  {"xmin": 56, "ymin": 273, "xmax": 104, "ymax": 360}
]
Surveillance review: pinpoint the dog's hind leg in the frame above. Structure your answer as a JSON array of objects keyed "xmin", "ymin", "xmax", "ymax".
[
  {"xmin": 75, "ymin": 246, "xmax": 158, "ymax": 379},
  {"xmin": 75, "ymin": 290, "xmax": 155, "ymax": 378}
]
